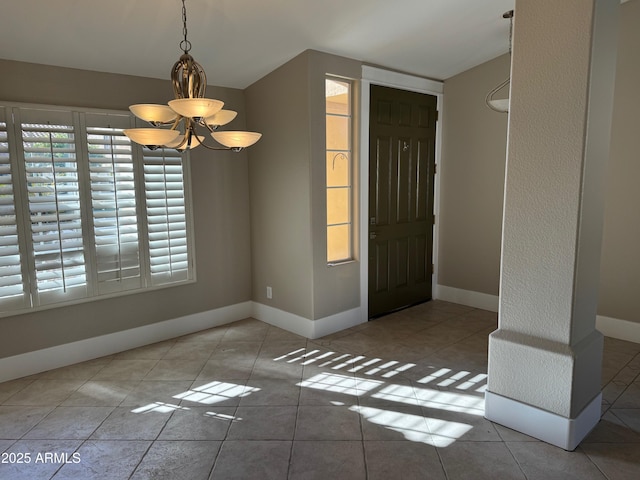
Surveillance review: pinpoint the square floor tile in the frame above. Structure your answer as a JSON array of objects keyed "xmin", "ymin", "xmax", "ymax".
[
  {"xmin": 227, "ymin": 406, "xmax": 297, "ymax": 440},
  {"xmin": 158, "ymin": 406, "xmax": 236, "ymax": 440},
  {"xmin": 210, "ymin": 440, "xmax": 291, "ymax": 480},
  {"xmin": 91, "ymin": 360, "xmax": 159, "ymax": 381},
  {"xmin": 0, "ymin": 406, "xmax": 55, "ymax": 439},
  {"xmin": 364, "ymin": 440, "xmax": 445, "ymax": 480},
  {"xmin": 130, "ymin": 440, "xmax": 220, "ymax": 480},
  {"xmin": 508, "ymin": 441, "xmax": 607, "ymax": 479},
  {"xmin": 289, "ymin": 441, "xmax": 366, "ymax": 480},
  {"xmin": 438, "ymin": 441, "xmax": 526, "ymax": 480},
  {"xmin": 61, "ymin": 381, "xmax": 139, "ymax": 407},
  {"xmin": 295, "ymin": 405, "xmax": 362, "ymax": 441},
  {"xmin": 0, "ymin": 379, "xmax": 34, "ymax": 404},
  {"xmin": 354, "ymin": 404, "xmax": 431, "ymax": 443},
  {"xmin": 581, "ymin": 443, "xmax": 640, "ymax": 480},
  {"xmin": 90, "ymin": 406, "xmax": 172, "ymax": 440},
  {"xmin": 52, "ymin": 440, "xmax": 150, "ymax": 480},
  {"xmin": 3, "ymin": 380, "xmax": 84, "ymax": 406},
  {"xmin": 120, "ymin": 380, "xmax": 193, "ymax": 408},
  {"xmin": 238, "ymin": 378, "xmax": 301, "ymax": 405},
  {"xmin": 23, "ymin": 406, "xmax": 114, "ymax": 440},
  {"xmin": 194, "ymin": 360, "xmax": 254, "ymax": 383},
  {"xmin": 144, "ymin": 359, "xmax": 207, "ymax": 381}
]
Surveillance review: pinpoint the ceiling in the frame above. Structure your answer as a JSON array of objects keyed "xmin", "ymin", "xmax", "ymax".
[{"xmin": 0, "ymin": 0, "xmax": 517, "ymax": 89}]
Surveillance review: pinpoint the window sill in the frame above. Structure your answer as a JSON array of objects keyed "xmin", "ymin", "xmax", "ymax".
[{"xmin": 327, "ymin": 259, "xmax": 357, "ymax": 267}]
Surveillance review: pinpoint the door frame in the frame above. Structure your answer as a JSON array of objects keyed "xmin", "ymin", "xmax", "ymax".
[{"xmin": 359, "ymin": 66, "xmax": 444, "ymax": 320}]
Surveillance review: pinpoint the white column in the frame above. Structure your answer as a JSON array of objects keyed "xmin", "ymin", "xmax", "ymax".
[{"xmin": 485, "ymin": 0, "xmax": 619, "ymax": 450}]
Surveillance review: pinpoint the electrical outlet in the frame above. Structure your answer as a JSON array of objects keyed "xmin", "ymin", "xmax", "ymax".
[{"xmin": 266, "ymin": 286, "xmax": 272, "ymax": 299}]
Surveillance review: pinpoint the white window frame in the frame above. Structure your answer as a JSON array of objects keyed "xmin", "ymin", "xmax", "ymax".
[{"xmin": 0, "ymin": 102, "xmax": 196, "ymax": 318}]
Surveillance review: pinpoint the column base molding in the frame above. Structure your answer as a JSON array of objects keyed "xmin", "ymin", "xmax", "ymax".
[{"xmin": 484, "ymin": 390, "xmax": 602, "ymax": 450}]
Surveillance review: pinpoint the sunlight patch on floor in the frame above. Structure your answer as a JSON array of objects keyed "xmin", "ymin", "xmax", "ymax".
[
  {"xmin": 350, "ymin": 405, "xmax": 472, "ymax": 447},
  {"xmin": 131, "ymin": 402, "xmax": 190, "ymax": 414},
  {"xmin": 172, "ymin": 381, "xmax": 260, "ymax": 405}
]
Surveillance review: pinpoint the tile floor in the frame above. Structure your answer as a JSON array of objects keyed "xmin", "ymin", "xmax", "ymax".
[{"xmin": 1, "ymin": 300, "xmax": 640, "ymax": 479}]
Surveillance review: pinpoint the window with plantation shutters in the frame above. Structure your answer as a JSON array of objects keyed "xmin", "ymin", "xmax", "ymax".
[
  {"xmin": 0, "ymin": 103, "xmax": 194, "ymax": 317},
  {"xmin": 143, "ymin": 147, "xmax": 190, "ymax": 286}
]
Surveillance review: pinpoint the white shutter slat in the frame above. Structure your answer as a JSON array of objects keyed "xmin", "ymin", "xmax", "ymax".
[{"xmin": 86, "ymin": 120, "xmax": 142, "ymax": 292}]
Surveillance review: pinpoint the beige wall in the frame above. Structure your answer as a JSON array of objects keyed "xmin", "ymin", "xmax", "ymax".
[
  {"xmin": 439, "ymin": 54, "xmax": 510, "ymax": 296},
  {"xmin": 245, "ymin": 52, "xmax": 314, "ymax": 319},
  {"xmin": 307, "ymin": 51, "xmax": 362, "ymax": 320},
  {"xmin": 439, "ymin": 0, "xmax": 640, "ymax": 323},
  {"xmin": 598, "ymin": 0, "xmax": 640, "ymax": 322},
  {"xmin": 0, "ymin": 60, "xmax": 252, "ymax": 358},
  {"xmin": 246, "ymin": 50, "xmax": 362, "ymax": 321}
]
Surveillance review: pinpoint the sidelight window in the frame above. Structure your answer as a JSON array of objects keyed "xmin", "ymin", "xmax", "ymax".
[{"xmin": 325, "ymin": 77, "xmax": 353, "ymax": 264}]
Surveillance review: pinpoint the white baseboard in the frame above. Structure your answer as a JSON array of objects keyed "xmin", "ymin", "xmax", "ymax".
[
  {"xmin": 434, "ymin": 285, "xmax": 499, "ymax": 312},
  {"xmin": 596, "ymin": 315, "xmax": 640, "ymax": 344},
  {"xmin": 251, "ymin": 302, "xmax": 365, "ymax": 339},
  {"xmin": 433, "ymin": 287, "xmax": 640, "ymax": 345},
  {"xmin": 0, "ymin": 301, "xmax": 252, "ymax": 384},
  {"xmin": 251, "ymin": 302, "xmax": 314, "ymax": 338},
  {"xmin": 309, "ymin": 306, "xmax": 366, "ymax": 339},
  {"xmin": 485, "ymin": 390, "xmax": 602, "ymax": 451},
  {"xmin": 0, "ymin": 300, "xmax": 368, "ymax": 383}
]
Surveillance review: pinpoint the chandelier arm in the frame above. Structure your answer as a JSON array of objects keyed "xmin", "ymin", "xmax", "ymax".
[
  {"xmin": 194, "ymin": 125, "xmax": 241, "ymax": 151},
  {"xmin": 199, "ymin": 141, "xmax": 234, "ymax": 151},
  {"xmin": 200, "ymin": 122, "xmax": 216, "ymax": 133},
  {"xmin": 170, "ymin": 116, "xmax": 183, "ymax": 130},
  {"xmin": 486, "ymin": 77, "xmax": 510, "ymax": 100}
]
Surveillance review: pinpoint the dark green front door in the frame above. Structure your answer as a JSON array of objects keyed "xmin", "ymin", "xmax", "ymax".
[{"xmin": 368, "ymin": 85, "xmax": 437, "ymax": 317}]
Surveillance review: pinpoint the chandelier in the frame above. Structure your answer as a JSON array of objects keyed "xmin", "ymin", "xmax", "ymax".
[
  {"xmin": 124, "ymin": 0, "xmax": 261, "ymax": 152},
  {"xmin": 485, "ymin": 10, "xmax": 514, "ymax": 113}
]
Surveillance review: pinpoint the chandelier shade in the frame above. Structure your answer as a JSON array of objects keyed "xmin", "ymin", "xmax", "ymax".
[
  {"xmin": 123, "ymin": 0, "xmax": 261, "ymax": 152},
  {"xmin": 123, "ymin": 128, "xmax": 181, "ymax": 147},
  {"xmin": 167, "ymin": 98, "xmax": 224, "ymax": 119},
  {"xmin": 129, "ymin": 104, "xmax": 179, "ymax": 125},
  {"xmin": 486, "ymin": 79, "xmax": 510, "ymax": 113},
  {"xmin": 212, "ymin": 131, "xmax": 262, "ymax": 150},
  {"xmin": 204, "ymin": 110, "xmax": 238, "ymax": 128},
  {"xmin": 486, "ymin": 99, "xmax": 509, "ymax": 113}
]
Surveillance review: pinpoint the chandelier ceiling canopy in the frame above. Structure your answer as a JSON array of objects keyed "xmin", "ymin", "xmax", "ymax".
[{"xmin": 124, "ymin": 0, "xmax": 261, "ymax": 152}]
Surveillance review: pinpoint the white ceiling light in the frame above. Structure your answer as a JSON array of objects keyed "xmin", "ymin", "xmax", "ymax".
[
  {"xmin": 485, "ymin": 10, "xmax": 514, "ymax": 114},
  {"xmin": 124, "ymin": 0, "xmax": 261, "ymax": 152}
]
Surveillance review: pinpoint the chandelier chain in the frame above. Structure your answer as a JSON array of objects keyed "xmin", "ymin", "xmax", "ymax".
[
  {"xmin": 504, "ymin": 10, "xmax": 514, "ymax": 54},
  {"xmin": 180, "ymin": 0, "xmax": 191, "ymax": 53}
]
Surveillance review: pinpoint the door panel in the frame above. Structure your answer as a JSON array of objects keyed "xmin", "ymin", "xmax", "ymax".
[{"xmin": 369, "ymin": 85, "xmax": 437, "ymax": 318}]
